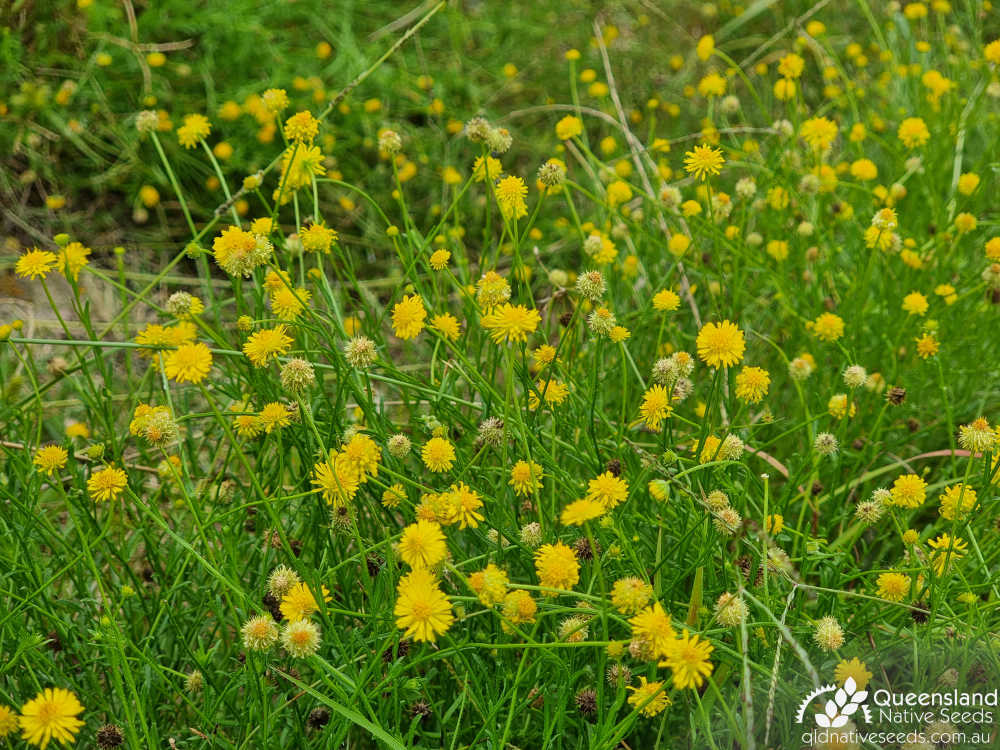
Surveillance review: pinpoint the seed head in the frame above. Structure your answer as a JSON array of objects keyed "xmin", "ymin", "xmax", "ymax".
[
  {"xmin": 344, "ymin": 336, "xmax": 377, "ymax": 369},
  {"xmin": 280, "ymin": 358, "xmax": 316, "ymax": 393},
  {"xmin": 387, "ymin": 433, "xmax": 412, "ymax": 458}
]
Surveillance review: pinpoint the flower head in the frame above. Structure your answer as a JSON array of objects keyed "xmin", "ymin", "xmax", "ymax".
[
  {"xmin": 889, "ymin": 473, "xmax": 927, "ymax": 508},
  {"xmin": 244, "ymin": 325, "xmax": 293, "ymax": 367},
  {"xmin": 283, "ymin": 111, "xmax": 319, "ymax": 143},
  {"xmin": 392, "ymin": 295, "xmax": 427, "ymax": 340},
  {"xmin": 876, "ymin": 572, "xmax": 911, "ymax": 602},
  {"xmin": 56, "ymin": 242, "xmax": 91, "ymax": 281},
  {"xmin": 898, "ymin": 117, "xmax": 930, "ymax": 148},
  {"xmin": 611, "ymin": 577, "xmax": 653, "ymax": 615},
  {"xmin": 18, "ymin": 688, "xmax": 84, "ymax": 748},
  {"xmin": 399, "ymin": 520, "xmax": 447, "ymax": 568},
  {"xmin": 280, "ymin": 581, "xmax": 323, "ymax": 622},
  {"xmin": 241, "ymin": 615, "xmax": 280, "ymax": 651},
  {"xmin": 660, "ymin": 629, "xmax": 714, "ymax": 689},
  {"xmin": 927, "ymin": 533, "xmax": 967, "ymax": 575},
  {"xmin": 165, "ymin": 342, "xmax": 213, "ymax": 384},
  {"xmin": 33, "ymin": 445, "xmax": 68, "ymax": 476},
  {"xmin": 684, "ymin": 144, "xmax": 725, "ymax": 180},
  {"xmin": 628, "ymin": 677, "xmax": 670, "ymax": 717},
  {"xmin": 394, "ymin": 568, "xmax": 454, "ymax": 642},
  {"xmin": 586, "ymin": 471, "xmax": 629, "ymax": 509},
  {"xmin": 15, "ymin": 249, "xmax": 57, "ymax": 280},
  {"xmin": 177, "ymin": 113, "xmax": 211, "ymax": 148},
  {"xmin": 421, "ymin": 437, "xmax": 455, "ymax": 472},
  {"xmin": 281, "ymin": 619, "xmax": 321, "ymax": 658},
  {"xmin": 509, "ymin": 460, "xmax": 543, "ymax": 496},
  {"xmin": 629, "ymin": 602, "xmax": 675, "ymax": 659},
  {"xmin": 734, "ymin": 366, "xmax": 770, "ymax": 403},
  {"xmin": 87, "ymin": 466, "xmax": 127, "ymax": 502},
  {"xmin": 534, "ymin": 542, "xmax": 579, "ymax": 593},
  {"xmin": 696, "ymin": 320, "xmax": 746, "ymax": 368},
  {"xmin": 481, "ymin": 303, "xmax": 540, "ymax": 344},
  {"xmin": 638, "ymin": 385, "xmax": 672, "ymax": 431},
  {"xmin": 560, "ymin": 498, "xmax": 607, "ymax": 526}
]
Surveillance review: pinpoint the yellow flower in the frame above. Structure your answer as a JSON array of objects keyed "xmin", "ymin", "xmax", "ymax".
[
  {"xmin": 467, "ymin": 564, "xmax": 509, "ymax": 606},
  {"xmin": 696, "ymin": 320, "xmax": 745, "ymax": 368},
  {"xmin": 283, "ymin": 111, "xmax": 319, "ymax": 142},
  {"xmin": 683, "ymin": 144, "xmax": 725, "ymax": 180},
  {"xmin": 495, "ymin": 175, "xmax": 528, "ymax": 220},
  {"xmin": 429, "ymin": 249, "xmax": 451, "ymax": 270},
  {"xmin": 560, "ymin": 498, "xmax": 607, "ymax": 526},
  {"xmin": 835, "ymin": 658, "xmax": 873, "ymax": 690},
  {"xmin": 586, "ymin": 471, "xmax": 629, "ymax": 509},
  {"xmin": 18, "ymin": 688, "xmax": 84, "ymax": 748},
  {"xmin": 15, "ymin": 249, "xmax": 57, "ymax": 280},
  {"xmin": 87, "ymin": 466, "xmax": 127, "ymax": 502},
  {"xmin": 652, "ymin": 289, "xmax": 681, "ymax": 311},
  {"xmin": 243, "ymin": 325, "xmax": 293, "ymax": 367},
  {"xmin": 431, "ymin": 313, "xmax": 461, "ymax": 341},
  {"xmin": 827, "ymin": 393, "xmax": 856, "ymax": 419},
  {"xmin": 177, "ymin": 113, "xmax": 211, "ymax": 148},
  {"xmin": 889, "ymin": 473, "xmax": 927, "ymax": 508},
  {"xmin": 213, "ymin": 225, "xmax": 273, "ymax": 277},
  {"xmin": 638, "ymin": 385, "xmax": 671, "ymax": 431},
  {"xmin": 667, "ymin": 234, "xmax": 690, "ymax": 257},
  {"xmin": 555, "ymin": 115, "xmax": 583, "ymax": 140},
  {"xmin": 629, "ymin": 601, "xmax": 675, "ymax": 658},
  {"xmin": 734, "ymin": 366, "xmax": 770, "ymax": 403},
  {"xmin": 915, "ymin": 332, "xmax": 939, "ymax": 358},
  {"xmin": 56, "ymin": 242, "xmax": 91, "ymax": 281},
  {"xmin": 902, "ymin": 291, "xmax": 929, "ymax": 315},
  {"xmin": 0, "ymin": 704, "xmax": 16, "ymax": 738},
  {"xmin": 939, "ymin": 483, "xmax": 977, "ymax": 521},
  {"xmin": 392, "ymin": 294, "xmax": 427, "ymax": 340},
  {"xmin": 164, "ymin": 342, "xmax": 213, "ymax": 383},
  {"xmin": 958, "ymin": 172, "xmax": 980, "ymax": 195},
  {"xmin": 270, "ymin": 286, "xmax": 311, "ymax": 321},
  {"xmin": 628, "ymin": 677, "xmax": 670, "ymax": 717},
  {"xmin": 421, "ymin": 437, "xmax": 456, "ymax": 472},
  {"xmin": 799, "ymin": 116, "xmax": 838, "ymax": 151},
  {"xmin": 897, "ymin": 117, "xmax": 930, "ymax": 148},
  {"xmin": 280, "ymin": 581, "xmax": 323, "ymax": 622},
  {"xmin": 473, "ymin": 155, "xmax": 502, "ymax": 182},
  {"xmin": 876, "ymin": 572, "xmax": 911, "ymax": 602},
  {"xmin": 399, "ymin": 520, "xmax": 447, "ymax": 568},
  {"xmin": 927, "ymin": 533, "xmax": 967, "ymax": 575},
  {"xmin": 395, "ymin": 568, "xmax": 453, "ymax": 642},
  {"xmin": 528, "ymin": 378, "xmax": 569, "ymax": 410},
  {"xmin": 534, "ymin": 542, "xmax": 579, "ymax": 593},
  {"xmin": 809, "ymin": 312, "xmax": 845, "ymax": 342},
  {"xmin": 481, "ymin": 303, "xmax": 540, "ymax": 344},
  {"xmin": 777, "ymin": 52, "xmax": 804, "ymax": 78},
  {"xmin": 281, "ymin": 619, "xmax": 321, "ymax": 658},
  {"xmin": 257, "ymin": 402, "xmax": 292, "ymax": 433},
  {"xmin": 606, "ymin": 180, "xmax": 632, "ymax": 207},
  {"xmin": 501, "ymin": 589, "xmax": 537, "ymax": 630},
  {"xmin": 509, "ymin": 460, "xmax": 543, "ymax": 496},
  {"xmin": 660, "ymin": 629, "xmax": 714, "ymax": 689},
  {"xmin": 986, "ymin": 39, "xmax": 1000, "ymax": 64},
  {"xmin": 311, "ymin": 451, "xmax": 359, "ymax": 507},
  {"xmin": 33, "ymin": 445, "xmax": 68, "ymax": 476},
  {"xmin": 696, "ymin": 34, "xmax": 714, "ymax": 61},
  {"xmin": 611, "ymin": 577, "xmax": 653, "ymax": 615},
  {"xmin": 300, "ymin": 222, "xmax": 337, "ymax": 253},
  {"xmin": 445, "ymin": 482, "xmax": 484, "ymax": 529}
]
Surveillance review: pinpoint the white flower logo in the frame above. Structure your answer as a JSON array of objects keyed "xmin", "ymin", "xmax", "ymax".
[{"xmin": 795, "ymin": 677, "xmax": 872, "ymax": 727}]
